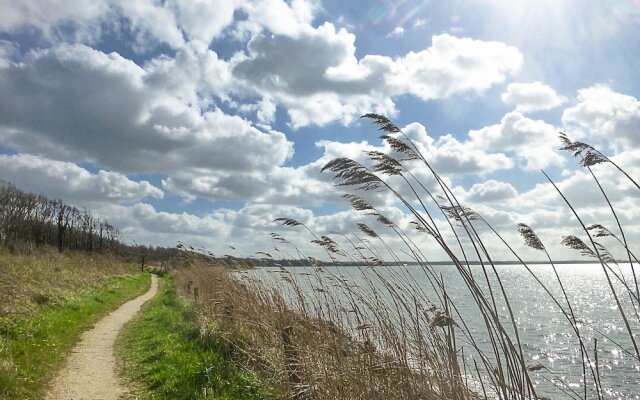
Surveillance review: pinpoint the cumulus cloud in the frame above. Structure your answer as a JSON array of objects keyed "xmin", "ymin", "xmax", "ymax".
[
  {"xmin": 314, "ymin": 121, "xmax": 515, "ymax": 181},
  {"xmin": 385, "ymin": 121, "xmax": 514, "ymax": 175},
  {"xmin": 93, "ymin": 202, "xmax": 232, "ymax": 250},
  {"xmin": 0, "ymin": 0, "xmax": 242, "ymax": 49},
  {"xmin": 469, "ymin": 112, "xmax": 564, "ymax": 170},
  {"xmin": 127, "ymin": 203, "xmax": 226, "ymax": 236},
  {"xmin": 238, "ymin": 0, "xmax": 319, "ymax": 38},
  {"xmin": 233, "ymin": 31, "xmax": 522, "ymax": 127},
  {"xmin": 0, "ymin": 0, "xmax": 109, "ymax": 42},
  {"xmin": 428, "ymin": 134, "xmax": 514, "ymax": 174},
  {"xmin": 390, "ymin": 34, "xmax": 523, "ymax": 100},
  {"xmin": 1, "ymin": 0, "xmax": 636, "ymax": 261},
  {"xmin": 501, "ymin": 81, "xmax": 567, "ymax": 113},
  {"xmin": 95, "ymin": 201, "xmax": 350, "ymax": 256},
  {"xmin": 251, "ymin": 165, "xmax": 345, "ymax": 206},
  {"xmin": 233, "ymin": 22, "xmax": 357, "ymax": 97},
  {"xmin": 0, "ymin": 154, "xmax": 163, "ymax": 203},
  {"xmin": 294, "ymin": 121, "xmax": 516, "ymax": 210},
  {"xmin": 0, "ymin": 44, "xmax": 293, "ymax": 201},
  {"xmin": 169, "ymin": 0, "xmax": 236, "ymax": 44},
  {"xmin": 143, "ymin": 40, "xmax": 233, "ymax": 105},
  {"xmin": 465, "ymin": 180, "xmax": 518, "ymax": 203},
  {"xmin": 0, "ymin": 1, "xmax": 523, "ymax": 129},
  {"xmin": 518, "ymin": 149, "xmax": 640, "ymax": 211},
  {"xmin": 232, "ymin": 22, "xmax": 396, "ymax": 127},
  {"xmin": 562, "ymin": 85, "xmax": 640, "ymax": 149},
  {"xmin": 0, "ymin": 0, "xmax": 183, "ymax": 49}
]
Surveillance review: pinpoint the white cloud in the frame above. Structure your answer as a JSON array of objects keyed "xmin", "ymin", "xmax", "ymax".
[
  {"xmin": 256, "ymin": 97, "xmax": 277, "ymax": 124},
  {"xmin": 251, "ymin": 165, "xmax": 347, "ymax": 206},
  {"xmin": 0, "ymin": 0, "xmax": 184, "ymax": 49},
  {"xmin": 0, "ymin": 2, "xmax": 524, "ymax": 131},
  {"xmin": 469, "ymin": 112, "xmax": 564, "ymax": 170},
  {"xmin": 518, "ymin": 149, "xmax": 640, "ymax": 211},
  {"xmin": 314, "ymin": 121, "xmax": 515, "ymax": 180},
  {"xmin": 232, "ymin": 29, "xmax": 522, "ymax": 127},
  {"xmin": 386, "ymin": 121, "xmax": 514, "ymax": 175},
  {"xmin": 0, "ymin": 44, "xmax": 293, "ymax": 201},
  {"xmin": 391, "ymin": 34, "xmax": 522, "ymax": 100},
  {"xmin": 128, "ymin": 203, "xmax": 225, "ymax": 235},
  {"xmin": 562, "ymin": 85, "xmax": 640, "ymax": 149},
  {"xmin": 233, "ymin": 22, "xmax": 358, "ymax": 97},
  {"xmin": 233, "ymin": 31, "xmax": 522, "ymax": 127},
  {"xmin": 96, "ymin": 201, "xmax": 323, "ymax": 255},
  {"xmin": 466, "ymin": 180, "xmax": 518, "ymax": 203},
  {"xmin": 0, "ymin": 0, "xmax": 109, "ymax": 42},
  {"xmin": 169, "ymin": 0, "xmax": 236, "ymax": 44},
  {"xmin": 386, "ymin": 27, "xmax": 404, "ymax": 38},
  {"xmin": 231, "ymin": 22, "xmax": 400, "ymax": 127},
  {"xmin": 0, "ymin": 0, "xmax": 241, "ymax": 50},
  {"xmin": 501, "ymin": 81, "xmax": 567, "ymax": 113},
  {"xmin": 0, "ymin": 154, "xmax": 163, "ymax": 203},
  {"xmin": 429, "ymin": 133, "xmax": 514, "ymax": 174},
  {"xmin": 0, "ymin": 3, "xmax": 522, "ymax": 129},
  {"xmin": 115, "ymin": 0, "xmax": 185, "ymax": 50},
  {"xmin": 95, "ymin": 202, "xmax": 232, "ymax": 251},
  {"xmin": 238, "ymin": 0, "xmax": 319, "ymax": 38},
  {"xmin": 143, "ymin": 40, "xmax": 233, "ymax": 105},
  {"xmin": 1, "ymin": 0, "xmax": 637, "ymax": 262}
]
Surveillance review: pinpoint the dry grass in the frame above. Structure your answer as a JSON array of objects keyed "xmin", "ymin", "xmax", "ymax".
[
  {"xmin": 0, "ymin": 246, "xmax": 138, "ymax": 316},
  {"xmin": 173, "ymin": 263, "xmax": 476, "ymax": 400}
]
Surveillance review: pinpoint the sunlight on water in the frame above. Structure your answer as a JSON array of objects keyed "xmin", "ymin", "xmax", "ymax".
[{"xmin": 244, "ymin": 263, "xmax": 640, "ymax": 399}]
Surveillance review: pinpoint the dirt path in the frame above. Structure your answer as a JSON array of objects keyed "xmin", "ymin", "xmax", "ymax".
[{"xmin": 46, "ymin": 275, "xmax": 159, "ymax": 400}]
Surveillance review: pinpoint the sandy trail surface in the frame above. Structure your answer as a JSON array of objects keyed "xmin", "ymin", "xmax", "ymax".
[{"xmin": 46, "ymin": 274, "xmax": 159, "ymax": 400}]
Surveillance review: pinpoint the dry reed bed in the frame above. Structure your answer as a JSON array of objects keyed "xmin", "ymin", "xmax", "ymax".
[
  {"xmin": 173, "ymin": 263, "xmax": 477, "ymax": 399},
  {"xmin": 176, "ymin": 114, "xmax": 638, "ymax": 399}
]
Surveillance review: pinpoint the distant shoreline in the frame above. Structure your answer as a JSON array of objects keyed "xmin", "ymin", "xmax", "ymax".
[{"xmin": 255, "ymin": 260, "xmax": 616, "ymax": 267}]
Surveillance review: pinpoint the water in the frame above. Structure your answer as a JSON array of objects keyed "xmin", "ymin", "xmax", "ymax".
[{"xmin": 241, "ymin": 263, "xmax": 640, "ymax": 399}]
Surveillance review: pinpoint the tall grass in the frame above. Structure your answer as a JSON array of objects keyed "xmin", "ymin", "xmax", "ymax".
[
  {"xmin": 177, "ymin": 114, "xmax": 638, "ymax": 399},
  {"xmin": 0, "ymin": 246, "xmax": 139, "ymax": 316}
]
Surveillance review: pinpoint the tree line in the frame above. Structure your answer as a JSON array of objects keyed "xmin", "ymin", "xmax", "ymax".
[{"xmin": 0, "ymin": 180, "xmax": 178, "ymax": 261}]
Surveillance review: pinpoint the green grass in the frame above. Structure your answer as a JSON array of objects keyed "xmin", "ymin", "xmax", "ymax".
[
  {"xmin": 0, "ymin": 272, "xmax": 150, "ymax": 399},
  {"xmin": 117, "ymin": 276, "xmax": 283, "ymax": 400}
]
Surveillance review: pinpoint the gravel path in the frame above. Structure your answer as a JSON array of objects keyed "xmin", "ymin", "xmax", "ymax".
[{"xmin": 46, "ymin": 275, "xmax": 159, "ymax": 400}]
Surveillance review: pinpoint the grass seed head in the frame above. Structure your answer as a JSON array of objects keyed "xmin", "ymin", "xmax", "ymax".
[{"xmin": 517, "ymin": 223, "xmax": 545, "ymax": 251}]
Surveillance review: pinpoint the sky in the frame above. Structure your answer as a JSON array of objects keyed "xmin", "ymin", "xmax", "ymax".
[{"xmin": 0, "ymin": 0, "xmax": 638, "ymax": 261}]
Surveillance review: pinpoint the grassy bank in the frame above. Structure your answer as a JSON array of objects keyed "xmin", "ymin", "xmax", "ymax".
[
  {"xmin": 0, "ymin": 246, "xmax": 141, "ymax": 316},
  {"xmin": 117, "ymin": 275, "xmax": 282, "ymax": 400},
  {"xmin": 0, "ymin": 271, "xmax": 150, "ymax": 399}
]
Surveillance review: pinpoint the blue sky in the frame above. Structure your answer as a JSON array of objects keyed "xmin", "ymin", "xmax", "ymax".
[{"xmin": 0, "ymin": 0, "xmax": 638, "ymax": 260}]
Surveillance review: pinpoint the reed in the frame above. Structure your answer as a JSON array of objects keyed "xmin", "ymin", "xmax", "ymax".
[{"xmin": 175, "ymin": 114, "xmax": 638, "ymax": 399}]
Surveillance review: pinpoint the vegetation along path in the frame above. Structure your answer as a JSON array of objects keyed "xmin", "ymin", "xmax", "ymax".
[{"xmin": 46, "ymin": 274, "xmax": 159, "ymax": 400}]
